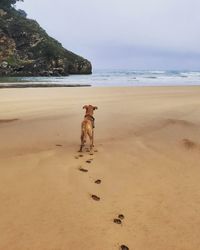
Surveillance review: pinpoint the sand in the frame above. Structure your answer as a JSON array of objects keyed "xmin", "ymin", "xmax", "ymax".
[{"xmin": 0, "ymin": 86, "xmax": 200, "ymax": 250}]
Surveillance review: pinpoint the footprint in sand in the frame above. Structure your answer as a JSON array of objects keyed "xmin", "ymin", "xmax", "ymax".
[
  {"xmin": 113, "ymin": 218, "xmax": 122, "ymax": 224},
  {"xmin": 182, "ymin": 138, "xmax": 197, "ymax": 150},
  {"xmin": 56, "ymin": 144, "xmax": 63, "ymax": 147},
  {"xmin": 118, "ymin": 214, "xmax": 125, "ymax": 220},
  {"xmin": 91, "ymin": 194, "xmax": 100, "ymax": 201},
  {"xmin": 75, "ymin": 154, "xmax": 84, "ymax": 159},
  {"xmin": 78, "ymin": 167, "xmax": 88, "ymax": 172},
  {"xmin": 114, "ymin": 214, "xmax": 125, "ymax": 224},
  {"xmin": 120, "ymin": 245, "xmax": 129, "ymax": 250},
  {"xmin": 94, "ymin": 179, "xmax": 101, "ymax": 184},
  {"xmin": 86, "ymin": 159, "xmax": 94, "ymax": 163},
  {"xmin": 0, "ymin": 118, "xmax": 19, "ymax": 124}
]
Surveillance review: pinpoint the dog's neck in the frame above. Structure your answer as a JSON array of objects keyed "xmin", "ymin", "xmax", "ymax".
[{"xmin": 85, "ymin": 114, "xmax": 94, "ymax": 120}]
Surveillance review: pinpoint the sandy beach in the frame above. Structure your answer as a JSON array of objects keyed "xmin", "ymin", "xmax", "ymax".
[{"xmin": 0, "ymin": 86, "xmax": 200, "ymax": 250}]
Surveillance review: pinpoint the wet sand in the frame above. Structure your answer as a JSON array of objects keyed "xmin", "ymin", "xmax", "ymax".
[{"xmin": 0, "ymin": 86, "xmax": 200, "ymax": 250}]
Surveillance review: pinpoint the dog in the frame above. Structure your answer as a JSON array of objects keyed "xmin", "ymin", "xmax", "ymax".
[{"xmin": 79, "ymin": 104, "xmax": 98, "ymax": 152}]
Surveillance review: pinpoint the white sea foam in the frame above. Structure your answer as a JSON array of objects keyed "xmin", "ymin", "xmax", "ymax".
[{"xmin": 1, "ymin": 70, "xmax": 200, "ymax": 87}]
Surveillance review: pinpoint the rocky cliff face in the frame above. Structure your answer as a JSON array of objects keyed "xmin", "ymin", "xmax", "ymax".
[{"xmin": 0, "ymin": 8, "xmax": 92, "ymax": 76}]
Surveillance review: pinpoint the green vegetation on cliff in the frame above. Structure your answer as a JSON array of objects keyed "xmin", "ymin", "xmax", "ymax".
[
  {"xmin": 0, "ymin": 0, "xmax": 92, "ymax": 76},
  {"xmin": 0, "ymin": 0, "xmax": 23, "ymax": 10}
]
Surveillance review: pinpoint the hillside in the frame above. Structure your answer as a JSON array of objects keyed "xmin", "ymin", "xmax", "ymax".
[{"xmin": 0, "ymin": 7, "xmax": 92, "ymax": 76}]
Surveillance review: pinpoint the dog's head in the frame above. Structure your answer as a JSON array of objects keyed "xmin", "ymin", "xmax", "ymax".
[
  {"xmin": 83, "ymin": 105, "xmax": 98, "ymax": 116},
  {"xmin": 83, "ymin": 104, "xmax": 98, "ymax": 112}
]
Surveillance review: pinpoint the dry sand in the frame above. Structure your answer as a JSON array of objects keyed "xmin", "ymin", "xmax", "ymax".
[{"xmin": 0, "ymin": 86, "xmax": 200, "ymax": 250}]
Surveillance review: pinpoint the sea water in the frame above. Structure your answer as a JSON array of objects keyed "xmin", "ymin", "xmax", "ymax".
[{"xmin": 0, "ymin": 69, "xmax": 200, "ymax": 87}]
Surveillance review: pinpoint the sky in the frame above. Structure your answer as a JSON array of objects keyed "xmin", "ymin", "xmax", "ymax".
[{"xmin": 17, "ymin": 0, "xmax": 200, "ymax": 70}]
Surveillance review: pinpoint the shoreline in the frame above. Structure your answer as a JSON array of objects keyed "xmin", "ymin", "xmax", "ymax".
[
  {"xmin": 0, "ymin": 82, "xmax": 200, "ymax": 89},
  {"xmin": 0, "ymin": 83, "xmax": 91, "ymax": 88}
]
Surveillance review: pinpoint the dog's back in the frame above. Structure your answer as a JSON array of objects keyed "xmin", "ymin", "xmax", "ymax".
[{"xmin": 81, "ymin": 119, "xmax": 93, "ymax": 143}]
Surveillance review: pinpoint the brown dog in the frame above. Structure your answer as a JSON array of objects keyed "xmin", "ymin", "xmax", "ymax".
[{"xmin": 79, "ymin": 105, "xmax": 98, "ymax": 152}]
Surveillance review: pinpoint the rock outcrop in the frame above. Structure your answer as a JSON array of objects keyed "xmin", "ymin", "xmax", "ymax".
[{"xmin": 0, "ymin": 8, "xmax": 92, "ymax": 76}]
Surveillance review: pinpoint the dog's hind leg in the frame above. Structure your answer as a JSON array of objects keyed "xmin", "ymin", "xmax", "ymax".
[
  {"xmin": 88, "ymin": 131, "xmax": 93, "ymax": 152},
  {"xmin": 92, "ymin": 130, "xmax": 94, "ymax": 147},
  {"xmin": 79, "ymin": 132, "xmax": 85, "ymax": 152}
]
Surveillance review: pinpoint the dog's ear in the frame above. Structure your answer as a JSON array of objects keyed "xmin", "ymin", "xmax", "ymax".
[
  {"xmin": 83, "ymin": 105, "xmax": 88, "ymax": 109},
  {"xmin": 93, "ymin": 106, "xmax": 98, "ymax": 110}
]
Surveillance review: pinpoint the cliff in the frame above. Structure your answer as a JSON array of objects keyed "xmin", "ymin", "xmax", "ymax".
[{"xmin": 0, "ymin": 8, "xmax": 92, "ymax": 76}]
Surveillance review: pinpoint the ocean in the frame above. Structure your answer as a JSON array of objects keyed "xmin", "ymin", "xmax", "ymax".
[{"xmin": 1, "ymin": 70, "xmax": 200, "ymax": 87}]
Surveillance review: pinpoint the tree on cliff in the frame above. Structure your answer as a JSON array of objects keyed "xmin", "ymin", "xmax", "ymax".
[{"xmin": 0, "ymin": 0, "xmax": 23, "ymax": 10}]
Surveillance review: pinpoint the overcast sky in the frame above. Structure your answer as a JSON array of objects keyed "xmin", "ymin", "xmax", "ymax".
[{"xmin": 17, "ymin": 0, "xmax": 200, "ymax": 70}]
